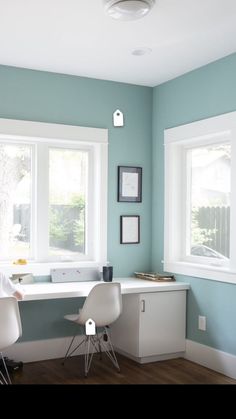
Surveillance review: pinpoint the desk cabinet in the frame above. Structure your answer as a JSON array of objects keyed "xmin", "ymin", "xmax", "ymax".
[{"xmin": 111, "ymin": 290, "xmax": 186, "ymax": 363}]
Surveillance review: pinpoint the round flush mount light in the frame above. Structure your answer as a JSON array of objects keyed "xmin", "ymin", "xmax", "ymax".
[
  {"xmin": 104, "ymin": 0, "xmax": 156, "ymax": 21},
  {"xmin": 132, "ymin": 47, "xmax": 152, "ymax": 56}
]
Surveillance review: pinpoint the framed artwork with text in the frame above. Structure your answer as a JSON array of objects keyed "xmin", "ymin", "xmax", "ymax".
[
  {"xmin": 120, "ymin": 215, "xmax": 140, "ymax": 244},
  {"xmin": 118, "ymin": 166, "xmax": 142, "ymax": 202}
]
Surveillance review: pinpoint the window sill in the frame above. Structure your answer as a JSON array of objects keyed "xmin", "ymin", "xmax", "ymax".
[
  {"xmin": 164, "ymin": 261, "xmax": 236, "ymax": 285},
  {"xmin": 0, "ymin": 261, "xmax": 102, "ymax": 278}
]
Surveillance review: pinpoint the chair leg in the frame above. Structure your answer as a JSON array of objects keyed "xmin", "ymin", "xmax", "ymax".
[
  {"xmin": 84, "ymin": 336, "xmax": 95, "ymax": 377},
  {"xmin": 98, "ymin": 340, "xmax": 102, "ymax": 360},
  {"xmin": 99, "ymin": 327, "xmax": 120, "ymax": 372},
  {"xmin": 62, "ymin": 334, "xmax": 76, "ymax": 364},
  {"xmin": 84, "ymin": 333, "xmax": 105, "ymax": 376},
  {"xmin": 92, "ymin": 336, "xmax": 102, "ymax": 360},
  {"xmin": 63, "ymin": 331, "xmax": 99, "ymax": 377},
  {"xmin": 63, "ymin": 330, "xmax": 119, "ymax": 377},
  {"xmin": 0, "ymin": 352, "xmax": 11, "ymax": 384},
  {"xmin": 0, "ymin": 370, "xmax": 8, "ymax": 385},
  {"xmin": 62, "ymin": 334, "xmax": 86, "ymax": 365}
]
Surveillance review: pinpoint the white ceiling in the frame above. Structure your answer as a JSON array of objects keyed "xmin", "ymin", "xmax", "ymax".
[{"xmin": 0, "ymin": 0, "xmax": 236, "ymax": 87}]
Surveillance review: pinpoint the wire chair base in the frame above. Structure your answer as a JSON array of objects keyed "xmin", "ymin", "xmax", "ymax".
[{"xmin": 63, "ymin": 327, "xmax": 120, "ymax": 377}]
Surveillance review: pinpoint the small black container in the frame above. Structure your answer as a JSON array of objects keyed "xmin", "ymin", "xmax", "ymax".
[{"xmin": 103, "ymin": 266, "xmax": 113, "ymax": 282}]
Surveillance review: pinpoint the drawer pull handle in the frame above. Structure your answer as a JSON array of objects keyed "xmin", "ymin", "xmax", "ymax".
[{"xmin": 141, "ymin": 299, "xmax": 145, "ymax": 312}]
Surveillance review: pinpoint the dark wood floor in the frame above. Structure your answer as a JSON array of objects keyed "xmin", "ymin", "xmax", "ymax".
[{"xmin": 11, "ymin": 354, "xmax": 236, "ymax": 385}]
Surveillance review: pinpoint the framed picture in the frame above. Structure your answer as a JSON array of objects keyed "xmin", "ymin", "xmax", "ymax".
[
  {"xmin": 118, "ymin": 166, "xmax": 142, "ymax": 202},
  {"xmin": 120, "ymin": 215, "xmax": 140, "ymax": 244}
]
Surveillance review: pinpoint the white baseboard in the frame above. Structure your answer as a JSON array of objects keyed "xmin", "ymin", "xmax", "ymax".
[
  {"xmin": 4, "ymin": 335, "xmax": 106, "ymax": 363},
  {"xmin": 185, "ymin": 339, "xmax": 236, "ymax": 380},
  {"xmin": 6, "ymin": 336, "xmax": 236, "ymax": 381},
  {"xmin": 115, "ymin": 347, "xmax": 185, "ymax": 364}
]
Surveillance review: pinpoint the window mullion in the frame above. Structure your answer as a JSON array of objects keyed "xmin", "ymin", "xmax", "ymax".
[
  {"xmin": 183, "ymin": 148, "xmax": 191, "ymax": 259},
  {"xmin": 229, "ymin": 130, "xmax": 236, "ymax": 270},
  {"xmin": 86, "ymin": 149, "xmax": 95, "ymax": 260},
  {"xmin": 99, "ymin": 143, "xmax": 108, "ymax": 263},
  {"xmin": 35, "ymin": 143, "xmax": 49, "ymax": 261},
  {"xmin": 30, "ymin": 144, "xmax": 36, "ymax": 260}
]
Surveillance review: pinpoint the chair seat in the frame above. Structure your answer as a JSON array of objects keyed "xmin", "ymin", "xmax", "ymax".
[
  {"xmin": 0, "ymin": 297, "xmax": 22, "ymax": 385},
  {"xmin": 62, "ymin": 283, "xmax": 122, "ymax": 377},
  {"xmin": 64, "ymin": 314, "xmax": 80, "ymax": 322}
]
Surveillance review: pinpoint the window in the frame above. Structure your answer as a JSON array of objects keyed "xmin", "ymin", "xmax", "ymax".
[
  {"xmin": 0, "ymin": 119, "xmax": 108, "ymax": 271},
  {"xmin": 0, "ymin": 143, "xmax": 32, "ymax": 260},
  {"xmin": 164, "ymin": 111, "xmax": 236, "ymax": 284},
  {"xmin": 49, "ymin": 148, "xmax": 88, "ymax": 259},
  {"xmin": 187, "ymin": 143, "xmax": 230, "ymax": 263}
]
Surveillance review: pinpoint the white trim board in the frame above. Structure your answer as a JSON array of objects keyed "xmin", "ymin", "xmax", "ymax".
[
  {"xmin": 114, "ymin": 347, "xmax": 185, "ymax": 364},
  {"xmin": 4, "ymin": 335, "xmax": 107, "ymax": 363},
  {"xmin": 0, "ymin": 118, "xmax": 108, "ymax": 144},
  {"xmin": 185, "ymin": 339, "xmax": 236, "ymax": 380},
  {"xmin": 6, "ymin": 336, "xmax": 236, "ymax": 381}
]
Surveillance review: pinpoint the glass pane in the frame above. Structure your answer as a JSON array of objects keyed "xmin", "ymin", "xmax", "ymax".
[
  {"xmin": 189, "ymin": 143, "xmax": 230, "ymax": 259},
  {"xmin": 49, "ymin": 148, "xmax": 87, "ymax": 258},
  {"xmin": 0, "ymin": 144, "xmax": 32, "ymax": 260}
]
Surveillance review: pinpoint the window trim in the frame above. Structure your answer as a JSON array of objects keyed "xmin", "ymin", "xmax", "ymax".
[
  {"xmin": 37, "ymin": 143, "xmax": 95, "ymax": 262},
  {"xmin": 0, "ymin": 118, "xmax": 108, "ymax": 275},
  {"xmin": 164, "ymin": 111, "xmax": 236, "ymax": 284},
  {"xmin": 183, "ymin": 139, "xmax": 230, "ymax": 268}
]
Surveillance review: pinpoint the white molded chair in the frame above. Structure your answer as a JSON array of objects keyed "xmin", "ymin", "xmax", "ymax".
[
  {"xmin": 0, "ymin": 297, "xmax": 22, "ymax": 384},
  {"xmin": 63, "ymin": 282, "xmax": 122, "ymax": 377}
]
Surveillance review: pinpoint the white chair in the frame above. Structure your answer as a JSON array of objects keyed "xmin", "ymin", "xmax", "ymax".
[
  {"xmin": 0, "ymin": 297, "xmax": 22, "ymax": 384},
  {"xmin": 63, "ymin": 282, "xmax": 122, "ymax": 377}
]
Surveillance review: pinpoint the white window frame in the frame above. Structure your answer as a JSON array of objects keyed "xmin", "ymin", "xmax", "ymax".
[
  {"xmin": 164, "ymin": 111, "xmax": 236, "ymax": 284},
  {"xmin": 36, "ymin": 142, "xmax": 95, "ymax": 262},
  {"xmin": 0, "ymin": 118, "xmax": 108, "ymax": 276},
  {"xmin": 183, "ymin": 138, "xmax": 230, "ymax": 268}
]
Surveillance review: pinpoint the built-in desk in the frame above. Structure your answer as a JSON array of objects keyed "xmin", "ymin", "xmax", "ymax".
[
  {"xmin": 20, "ymin": 277, "xmax": 189, "ymax": 300},
  {"xmin": 11, "ymin": 278, "xmax": 189, "ymax": 364}
]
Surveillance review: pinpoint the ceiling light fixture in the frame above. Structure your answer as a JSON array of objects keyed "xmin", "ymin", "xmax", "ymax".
[
  {"xmin": 132, "ymin": 47, "xmax": 152, "ymax": 56},
  {"xmin": 104, "ymin": 0, "xmax": 156, "ymax": 21}
]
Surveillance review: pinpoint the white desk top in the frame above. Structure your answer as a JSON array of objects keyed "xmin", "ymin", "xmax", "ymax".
[{"xmin": 19, "ymin": 278, "xmax": 190, "ymax": 301}]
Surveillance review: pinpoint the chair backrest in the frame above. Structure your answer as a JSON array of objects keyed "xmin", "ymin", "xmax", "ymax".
[
  {"xmin": 0, "ymin": 297, "xmax": 22, "ymax": 351},
  {"xmin": 77, "ymin": 282, "xmax": 122, "ymax": 327}
]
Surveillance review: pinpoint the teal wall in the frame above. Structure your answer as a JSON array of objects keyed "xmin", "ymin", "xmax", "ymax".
[
  {"xmin": 152, "ymin": 53, "xmax": 236, "ymax": 356},
  {"xmin": 2, "ymin": 53, "xmax": 236, "ymax": 349},
  {"xmin": 0, "ymin": 65, "xmax": 152, "ymax": 341}
]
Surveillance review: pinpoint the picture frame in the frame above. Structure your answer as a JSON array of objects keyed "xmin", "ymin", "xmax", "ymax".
[
  {"xmin": 118, "ymin": 166, "xmax": 142, "ymax": 202},
  {"xmin": 120, "ymin": 215, "xmax": 140, "ymax": 244}
]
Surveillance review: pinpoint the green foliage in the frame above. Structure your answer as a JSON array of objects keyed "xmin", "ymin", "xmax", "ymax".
[
  {"xmin": 73, "ymin": 213, "xmax": 85, "ymax": 247},
  {"xmin": 70, "ymin": 194, "xmax": 85, "ymax": 210},
  {"xmin": 49, "ymin": 194, "xmax": 85, "ymax": 251},
  {"xmin": 191, "ymin": 207, "xmax": 216, "ymax": 245},
  {"xmin": 49, "ymin": 210, "xmax": 70, "ymax": 242},
  {"xmin": 191, "ymin": 225, "xmax": 216, "ymax": 245}
]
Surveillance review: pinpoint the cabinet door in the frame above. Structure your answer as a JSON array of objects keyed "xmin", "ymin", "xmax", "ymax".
[
  {"xmin": 139, "ymin": 291, "xmax": 186, "ymax": 357},
  {"xmin": 111, "ymin": 294, "xmax": 140, "ymax": 357}
]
